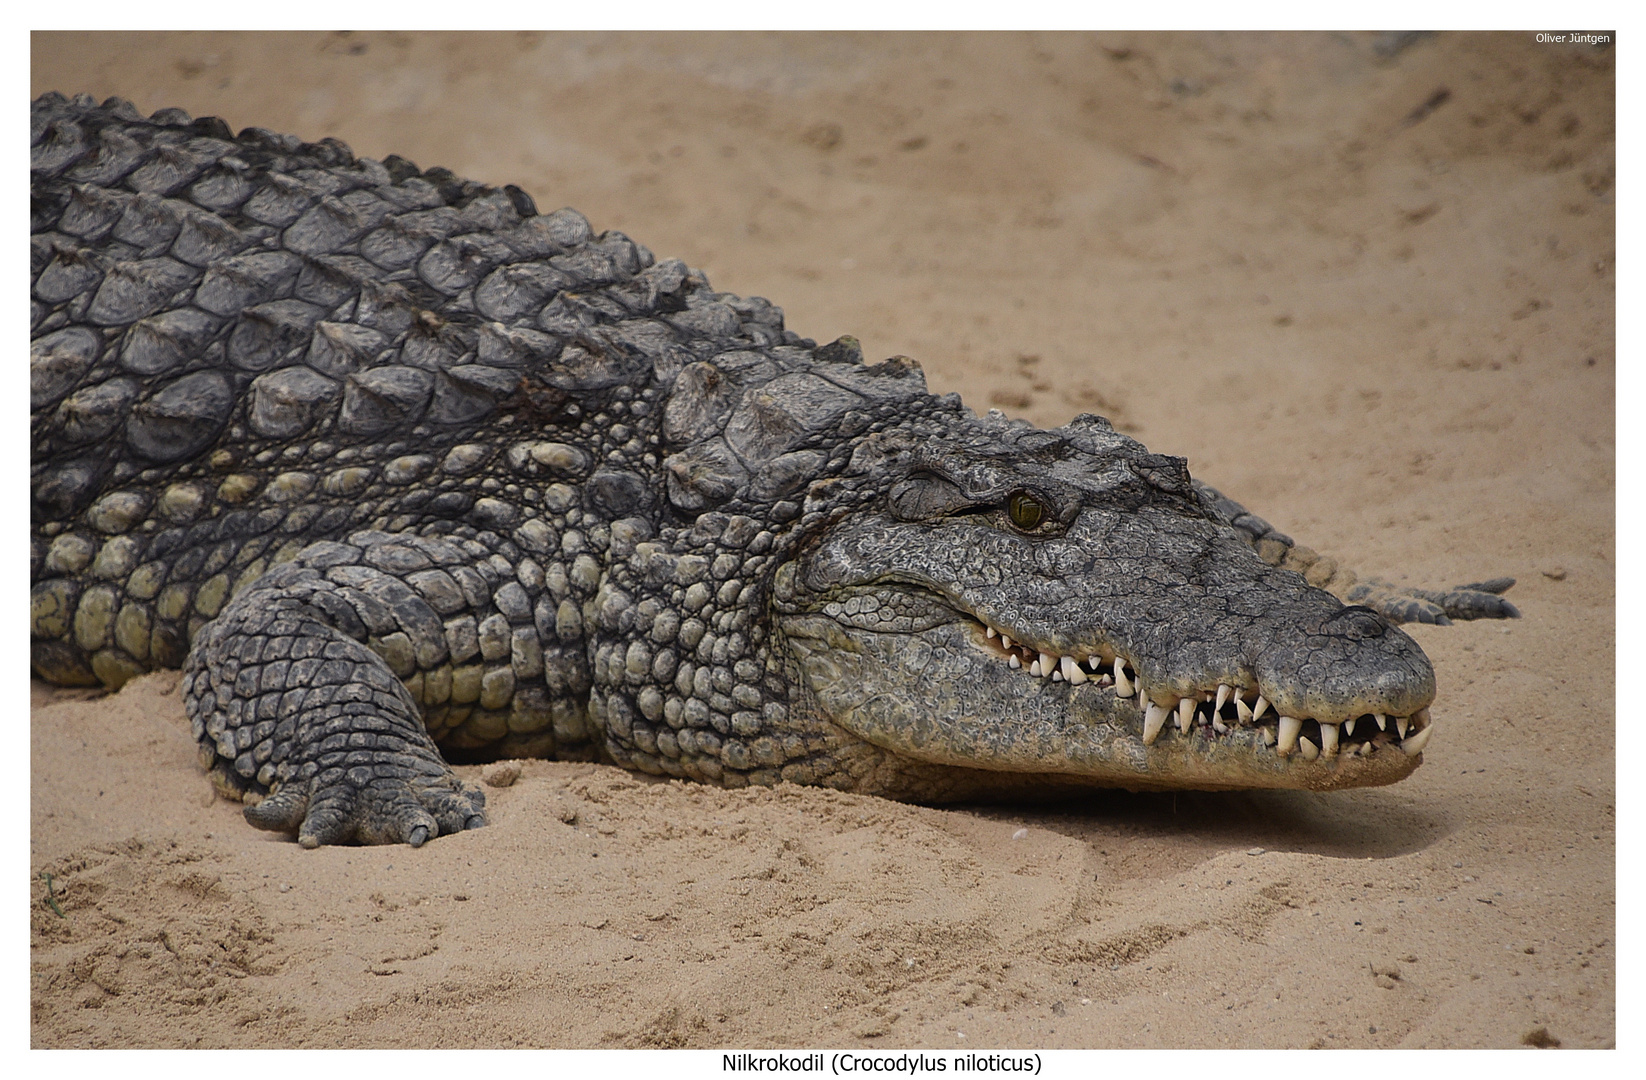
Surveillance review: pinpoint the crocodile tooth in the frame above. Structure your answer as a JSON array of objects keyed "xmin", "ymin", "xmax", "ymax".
[
  {"xmin": 1000, "ymin": 634, "xmax": 1013, "ymax": 649},
  {"xmin": 1113, "ymin": 661, "xmax": 1133, "ymax": 697},
  {"xmin": 1215, "ymin": 684, "xmax": 1232, "ymax": 714},
  {"xmin": 1061, "ymin": 655, "xmax": 1088, "ymax": 685},
  {"xmin": 1396, "ymin": 715, "xmax": 1410, "ymax": 739},
  {"xmin": 1252, "ymin": 695, "xmax": 1271, "ymax": 722},
  {"xmin": 1399, "ymin": 725, "xmax": 1434, "ymax": 755},
  {"xmin": 1142, "ymin": 702, "xmax": 1167, "ymax": 746},
  {"xmin": 1374, "ymin": 713, "xmax": 1388, "ymax": 731},
  {"xmin": 1258, "ymin": 726, "xmax": 1277, "ymax": 746},
  {"xmin": 1235, "ymin": 696, "xmax": 1253, "ymax": 723},
  {"xmin": 1411, "ymin": 706, "xmax": 1432, "ymax": 728},
  {"xmin": 1052, "ymin": 670, "xmax": 1064, "ymax": 682},
  {"xmin": 986, "ymin": 626, "xmax": 997, "ymax": 639},
  {"xmin": 1344, "ymin": 717, "xmax": 1357, "ymax": 737},
  {"xmin": 1176, "ymin": 697, "xmax": 1195, "ymax": 734},
  {"xmin": 1212, "ymin": 716, "xmax": 1228, "ymax": 733},
  {"xmin": 1028, "ymin": 659, "xmax": 1042, "ymax": 676},
  {"xmin": 1319, "ymin": 722, "xmax": 1340, "ymax": 756},
  {"xmin": 1008, "ymin": 654, "xmax": 1021, "ymax": 669},
  {"xmin": 1298, "ymin": 736, "xmax": 1320, "ymax": 761},
  {"xmin": 1276, "ymin": 715, "xmax": 1302, "ymax": 756},
  {"xmin": 1039, "ymin": 652, "xmax": 1057, "ymax": 679}
]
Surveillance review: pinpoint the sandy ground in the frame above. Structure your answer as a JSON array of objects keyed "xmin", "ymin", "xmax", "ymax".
[{"xmin": 29, "ymin": 31, "xmax": 1614, "ymax": 1049}]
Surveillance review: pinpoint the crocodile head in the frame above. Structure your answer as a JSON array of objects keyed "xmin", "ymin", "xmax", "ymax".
[{"xmin": 773, "ymin": 411, "xmax": 1435, "ymax": 795}]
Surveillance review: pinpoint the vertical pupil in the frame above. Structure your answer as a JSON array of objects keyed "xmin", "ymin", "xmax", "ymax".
[{"xmin": 1010, "ymin": 493, "xmax": 1042, "ymax": 529}]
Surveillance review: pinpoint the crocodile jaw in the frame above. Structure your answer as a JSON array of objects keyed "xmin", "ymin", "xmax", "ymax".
[
  {"xmin": 774, "ymin": 474, "xmax": 1437, "ymax": 793},
  {"xmin": 782, "ymin": 616, "xmax": 1424, "ymax": 794}
]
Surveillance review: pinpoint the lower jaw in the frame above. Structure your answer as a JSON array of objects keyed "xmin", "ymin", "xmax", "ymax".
[
  {"xmin": 1086, "ymin": 702, "xmax": 1424, "ymax": 792},
  {"xmin": 870, "ymin": 698, "xmax": 1425, "ymax": 793},
  {"xmin": 812, "ymin": 676, "xmax": 1424, "ymax": 795}
]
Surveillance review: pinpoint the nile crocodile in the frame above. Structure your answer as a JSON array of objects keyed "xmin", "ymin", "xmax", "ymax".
[{"xmin": 30, "ymin": 94, "xmax": 1520, "ymax": 848}]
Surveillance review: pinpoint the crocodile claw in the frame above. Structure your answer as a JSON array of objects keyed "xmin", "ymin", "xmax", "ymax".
[{"xmin": 246, "ymin": 770, "xmax": 487, "ymax": 849}]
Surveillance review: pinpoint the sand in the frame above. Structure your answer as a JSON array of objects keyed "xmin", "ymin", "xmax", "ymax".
[{"xmin": 29, "ymin": 31, "xmax": 1614, "ymax": 1049}]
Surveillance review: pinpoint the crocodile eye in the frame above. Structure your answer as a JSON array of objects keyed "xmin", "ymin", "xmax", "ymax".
[{"xmin": 1007, "ymin": 491, "xmax": 1046, "ymax": 531}]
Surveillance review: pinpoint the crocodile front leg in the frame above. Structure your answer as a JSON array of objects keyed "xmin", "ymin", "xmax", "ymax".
[{"xmin": 185, "ymin": 557, "xmax": 486, "ymax": 848}]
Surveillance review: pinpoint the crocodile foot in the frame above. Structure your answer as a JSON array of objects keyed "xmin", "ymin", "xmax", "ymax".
[{"xmin": 244, "ymin": 766, "xmax": 485, "ymax": 849}]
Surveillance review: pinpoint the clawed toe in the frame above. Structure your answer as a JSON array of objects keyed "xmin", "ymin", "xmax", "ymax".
[
  {"xmin": 244, "ymin": 785, "xmax": 308, "ymax": 832},
  {"xmin": 1457, "ymin": 577, "xmax": 1516, "ymax": 595},
  {"xmin": 248, "ymin": 773, "xmax": 485, "ymax": 848}
]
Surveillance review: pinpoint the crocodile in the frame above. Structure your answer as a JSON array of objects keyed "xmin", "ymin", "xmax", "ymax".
[{"xmin": 30, "ymin": 93, "xmax": 1520, "ymax": 848}]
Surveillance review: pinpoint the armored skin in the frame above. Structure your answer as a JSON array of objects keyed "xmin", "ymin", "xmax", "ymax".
[{"xmin": 30, "ymin": 93, "xmax": 1519, "ymax": 848}]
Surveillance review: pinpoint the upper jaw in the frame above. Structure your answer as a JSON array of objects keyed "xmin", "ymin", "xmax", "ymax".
[{"xmin": 940, "ymin": 520, "xmax": 1438, "ymax": 760}]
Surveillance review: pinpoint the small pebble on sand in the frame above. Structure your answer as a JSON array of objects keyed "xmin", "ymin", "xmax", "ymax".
[{"xmin": 482, "ymin": 760, "xmax": 523, "ymax": 787}]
